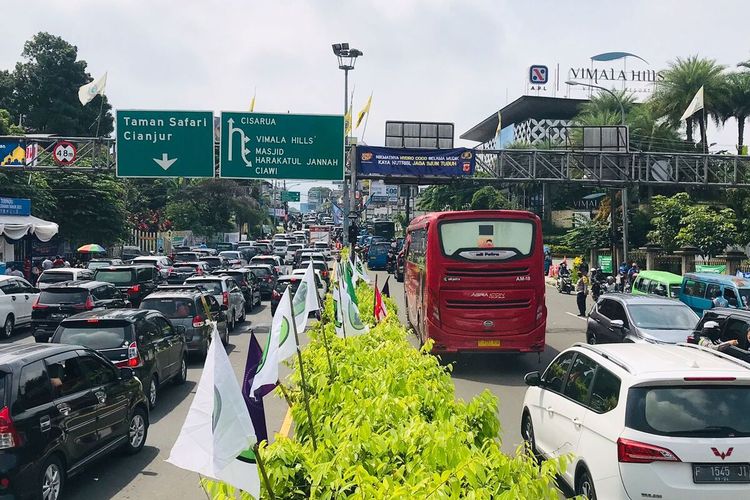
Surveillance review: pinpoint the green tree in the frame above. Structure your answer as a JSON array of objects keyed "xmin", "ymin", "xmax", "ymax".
[
  {"xmin": 563, "ymin": 215, "xmax": 610, "ymax": 255},
  {"xmin": 650, "ymin": 56, "xmax": 725, "ymax": 148},
  {"xmin": 647, "ymin": 192, "xmax": 690, "ymax": 251},
  {"xmin": 715, "ymin": 71, "xmax": 750, "ymax": 153},
  {"xmin": 45, "ymin": 173, "xmax": 128, "ymax": 246},
  {"xmin": 0, "ymin": 109, "xmax": 23, "ymax": 135},
  {"xmin": 469, "ymin": 186, "xmax": 511, "ymax": 210},
  {"xmin": 676, "ymin": 205, "xmax": 738, "ymax": 258},
  {"xmin": 0, "ymin": 170, "xmax": 56, "ymax": 219},
  {"xmin": 417, "ymin": 180, "xmax": 508, "ymax": 211},
  {"xmin": 11, "ymin": 32, "xmax": 113, "ymax": 135}
]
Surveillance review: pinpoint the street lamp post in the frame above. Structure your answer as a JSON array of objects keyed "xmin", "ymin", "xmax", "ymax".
[
  {"xmin": 332, "ymin": 43, "xmax": 363, "ymax": 247},
  {"xmin": 566, "ymin": 80, "xmax": 629, "ymax": 269}
]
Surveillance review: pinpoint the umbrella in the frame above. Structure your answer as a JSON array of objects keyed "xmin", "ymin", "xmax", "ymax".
[{"xmin": 77, "ymin": 244, "xmax": 106, "ymax": 253}]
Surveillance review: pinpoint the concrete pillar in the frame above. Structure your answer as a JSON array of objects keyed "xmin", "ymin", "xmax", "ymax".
[
  {"xmin": 722, "ymin": 250, "xmax": 747, "ymax": 276},
  {"xmin": 674, "ymin": 246, "xmax": 700, "ymax": 275},
  {"xmin": 641, "ymin": 244, "xmax": 662, "ymax": 271}
]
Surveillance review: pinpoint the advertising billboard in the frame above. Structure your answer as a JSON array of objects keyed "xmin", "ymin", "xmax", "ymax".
[{"xmin": 357, "ymin": 146, "xmax": 475, "ymax": 177}]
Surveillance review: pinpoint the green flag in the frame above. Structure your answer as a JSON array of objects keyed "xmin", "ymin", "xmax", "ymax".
[{"xmin": 343, "ymin": 260, "xmax": 358, "ymax": 305}]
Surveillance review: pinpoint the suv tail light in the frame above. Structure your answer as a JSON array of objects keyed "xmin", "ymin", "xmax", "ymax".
[
  {"xmin": 0, "ymin": 407, "xmax": 20, "ymax": 449},
  {"xmin": 322, "ymin": 270, "xmax": 329, "ymax": 278},
  {"xmin": 73, "ymin": 295, "xmax": 95, "ymax": 311},
  {"xmin": 222, "ymin": 291, "xmax": 229, "ymax": 306},
  {"xmin": 193, "ymin": 315, "xmax": 205, "ymax": 327},
  {"xmin": 196, "ymin": 268, "xmax": 204, "ymax": 276},
  {"xmin": 32, "ymin": 296, "xmax": 48, "ymax": 310},
  {"xmin": 617, "ymin": 438, "xmax": 681, "ymax": 463},
  {"xmin": 115, "ymin": 341, "xmax": 143, "ymax": 368},
  {"xmin": 127, "ymin": 284, "xmax": 141, "ymax": 295}
]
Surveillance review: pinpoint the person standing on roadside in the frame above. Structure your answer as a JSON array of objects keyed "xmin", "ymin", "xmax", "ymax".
[
  {"xmin": 576, "ymin": 273, "xmax": 589, "ymax": 317},
  {"xmin": 42, "ymin": 257, "xmax": 53, "ymax": 270}
]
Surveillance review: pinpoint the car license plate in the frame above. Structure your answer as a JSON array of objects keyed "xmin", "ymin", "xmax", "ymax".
[
  {"xmin": 477, "ymin": 339, "xmax": 501, "ymax": 347},
  {"xmin": 693, "ymin": 463, "xmax": 750, "ymax": 483}
]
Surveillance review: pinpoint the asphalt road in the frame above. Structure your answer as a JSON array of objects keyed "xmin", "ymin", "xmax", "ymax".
[{"xmin": 4, "ymin": 272, "xmax": 587, "ymax": 499}]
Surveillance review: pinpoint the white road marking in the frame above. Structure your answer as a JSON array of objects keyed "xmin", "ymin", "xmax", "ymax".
[{"xmin": 565, "ymin": 312, "xmax": 587, "ymax": 321}]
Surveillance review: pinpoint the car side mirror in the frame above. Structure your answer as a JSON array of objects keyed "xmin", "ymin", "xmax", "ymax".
[
  {"xmin": 119, "ymin": 367, "xmax": 135, "ymax": 380},
  {"xmin": 524, "ymin": 371, "xmax": 541, "ymax": 387},
  {"xmin": 611, "ymin": 319, "xmax": 624, "ymax": 330},
  {"xmin": 220, "ymin": 304, "xmax": 228, "ymax": 311}
]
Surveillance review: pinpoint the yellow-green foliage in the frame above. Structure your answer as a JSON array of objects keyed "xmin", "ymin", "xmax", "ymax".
[{"xmin": 254, "ymin": 283, "xmax": 566, "ymax": 499}]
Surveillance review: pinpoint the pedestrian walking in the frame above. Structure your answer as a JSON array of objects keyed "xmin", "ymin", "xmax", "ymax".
[{"xmin": 576, "ymin": 274, "xmax": 589, "ymax": 317}]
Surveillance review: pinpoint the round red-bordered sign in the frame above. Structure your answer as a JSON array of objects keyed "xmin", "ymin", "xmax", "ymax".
[{"xmin": 52, "ymin": 141, "xmax": 77, "ymax": 166}]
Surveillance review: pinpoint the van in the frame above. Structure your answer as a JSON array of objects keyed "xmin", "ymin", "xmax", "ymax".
[
  {"xmin": 631, "ymin": 270, "xmax": 682, "ymax": 299},
  {"xmin": 679, "ymin": 272, "xmax": 750, "ymax": 314}
]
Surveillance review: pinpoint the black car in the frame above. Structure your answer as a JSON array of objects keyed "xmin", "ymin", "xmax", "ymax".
[
  {"xmin": 166, "ymin": 262, "xmax": 208, "ymax": 284},
  {"xmin": 0, "ymin": 343, "xmax": 148, "ymax": 500},
  {"xmin": 689, "ymin": 307, "xmax": 750, "ymax": 350},
  {"xmin": 32, "ymin": 281, "xmax": 128, "ymax": 343},
  {"xmin": 93, "ymin": 265, "xmax": 161, "ymax": 307},
  {"xmin": 51, "ymin": 309, "xmax": 187, "ymax": 410},
  {"xmin": 215, "ymin": 268, "xmax": 262, "ymax": 310},
  {"xmin": 246, "ymin": 264, "xmax": 277, "ymax": 300},
  {"xmin": 271, "ymin": 275, "xmax": 302, "ymax": 315}
]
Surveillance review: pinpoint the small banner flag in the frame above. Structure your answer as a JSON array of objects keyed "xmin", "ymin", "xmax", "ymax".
[
  {"xmin": 250, "ymin": 287, "xmax": 297, "ymax": 396},
  {"xmin": 78, "ymin": 72, "xmax": 107, "ymax": 106}
]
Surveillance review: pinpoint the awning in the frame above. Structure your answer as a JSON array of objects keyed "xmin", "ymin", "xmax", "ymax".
[{"xmin": 0, "ymin": 215, "xmax": 59, "ymax": 242}]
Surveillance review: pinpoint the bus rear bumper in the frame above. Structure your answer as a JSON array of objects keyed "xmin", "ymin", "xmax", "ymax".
[{"xmin": 424, "ymin": 318, "xmax": 546, "ymax": 354}]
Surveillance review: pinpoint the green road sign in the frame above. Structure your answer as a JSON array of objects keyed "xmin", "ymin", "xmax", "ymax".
[
  {"xmin": 281, "ymin": 191, "xmax": 300, "ymax": 202},
  {"xmin": 116, "ymin": 110, "xmax": 214, "ymax": 178},
  {"xmin": 219, "ymin": 112, "xmax": 344, "ymax": 180},
  {"xmin": 599, "ymin": 255, "xmax": 613, "ymax": 273}
]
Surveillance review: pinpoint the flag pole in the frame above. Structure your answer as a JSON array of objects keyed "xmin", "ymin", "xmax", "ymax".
[
  {"xmin": 288, "ymin": 291, "xmax": 318, "ymax": 451},
  {"xmin": 94, "ymin": 94, "xmax": 105, "ymax": 138},
  {"xmin": 317, "ymin": 291, "xmax": 335, "ymax": 381},
  {"xmin": 337, "ymin": 261, "xmax": 347, "ymax": 339},
  {"xmin": 373, "ymin": 274, "xmax": 378, "ymax": 325},
  {"xmin": 254, "ymin": 442, "xmax": 276, "ymax": 500}
]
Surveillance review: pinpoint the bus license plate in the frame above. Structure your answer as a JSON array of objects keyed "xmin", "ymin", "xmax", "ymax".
[
  {"xmin": 478, "ymin": 340, "xmax": 501, "ymax": 347},
  {"xmin": 693, "ymin": 463, "xmax": 750, "ymax": 483}
]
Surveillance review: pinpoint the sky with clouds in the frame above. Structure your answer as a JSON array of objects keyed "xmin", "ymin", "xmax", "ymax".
[{"xmin": 2, "ymin": 0, "xmax": 749, "ymax": 201}]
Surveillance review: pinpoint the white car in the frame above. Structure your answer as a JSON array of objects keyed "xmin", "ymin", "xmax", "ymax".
[
  {"xmin": 184, "ymin": 275, "xmax": 246, "ymax": 331},
  {"xmin": 218, "ymin": 251, "xmax": 247, "ymax": 267},
  {"xmin": 37, "ymin": 268, "xmax": 95, "ymax": 290},
  {"xmin": 272, "ymin": 239, "xmax": 290, "ymax": 260},
  {"xmin": 250, "ymin": 255, "xmax": 284, "ymax": 275},
  {"xmin": 313, "ymin": 241, "xmax": 331, "ymax": 258},
  {"xmin": 521, "ymin": 342, "xmax": 750, "ymax": 499},
  {"xmin": 0, "ymin": 275, "xmax": 39, "ymax": 338},
  {"xmin": 131, "ymin": 255, "xmax": 174, "ymax": 278}
]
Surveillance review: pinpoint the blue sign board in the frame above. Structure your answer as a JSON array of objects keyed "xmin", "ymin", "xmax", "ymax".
[
  {"xmin": 0, "ymin": 140, "xmax": 26, "ymax": 166},
  {"xmin": 0, "ymin": 197, "xmax": 31, "ymax": 216},
  {"xmin": 529, "ymin": 65, "xmax": 549, "ymax": 84},
  {"xmin": 357, "ymin": 146, "xmax": 475, "ymax": 177}
]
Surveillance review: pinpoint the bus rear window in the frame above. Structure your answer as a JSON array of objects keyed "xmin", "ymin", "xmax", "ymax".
[{"xmin": 439, "ymin": 220, "xmax": 534, "ymax": 259}]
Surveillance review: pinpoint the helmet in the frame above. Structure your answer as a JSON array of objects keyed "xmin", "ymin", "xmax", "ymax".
[
  {"xmin": 702, "ymin": 321, "xmax": 721, "ymax": 340},
  {"xmin": 607, "ymin": 276, "xmax": 615, "ymax": 284}
]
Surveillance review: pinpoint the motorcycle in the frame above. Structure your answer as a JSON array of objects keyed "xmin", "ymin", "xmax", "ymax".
[{"xmin": 557, "ymin": 274, "xmax": 573, "ymax": 294}]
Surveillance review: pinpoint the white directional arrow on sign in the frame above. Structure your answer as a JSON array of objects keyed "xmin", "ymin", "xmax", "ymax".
[{"xmin": 153, "ymin": 153, "xmax": 177, "ymax": 170}]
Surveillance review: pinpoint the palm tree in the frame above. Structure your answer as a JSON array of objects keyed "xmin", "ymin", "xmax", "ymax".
[
  {"xmin": 650, "ymin": 56, "xmax": 726, "ymax": 150},
  {"xmin": 715, "ymin": 71, "xmax": 750, "ymax": 153}
]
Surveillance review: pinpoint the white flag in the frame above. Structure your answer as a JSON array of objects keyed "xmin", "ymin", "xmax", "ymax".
[
  {"xmin": 166, "ymin": 335, "xmax": 260, "ymax": 496},
  {"xmin": 339, "ymin": 263, "xmax": 369, "ymax": 336},
  {"xmin": 292, "ymin": 262, "xmax": 321, "ymax": 333},
  {"xmin": 680, "ymin": 86, "xmax": 704, "ymax": 121},
  {"xmin": 353, "ymin": 254, "xmax": 371, "ymax": 284},
  {"xmin": 78, "ymin": 72, "xmax": 107, "ymax": 106},
  {"xmin": 250, "ymin": 287, "xmax": 297, "ymax": 395}
]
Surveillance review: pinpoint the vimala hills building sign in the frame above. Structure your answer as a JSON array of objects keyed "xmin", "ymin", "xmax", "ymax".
[{"xmin": 219, "ymin": 112, "xmax": 344, "ymax": 180}]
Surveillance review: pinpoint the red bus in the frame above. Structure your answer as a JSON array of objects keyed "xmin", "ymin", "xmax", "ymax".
[{"xmin": 404, "ymin": 210, "xmax": 546, "ymax": 354}]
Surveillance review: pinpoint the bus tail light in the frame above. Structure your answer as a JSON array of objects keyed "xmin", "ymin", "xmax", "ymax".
[{"xmin": 536, "ymin": 304, "xmax": 545, "ymax": 323}]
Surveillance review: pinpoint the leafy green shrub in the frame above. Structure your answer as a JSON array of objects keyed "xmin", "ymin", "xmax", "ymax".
[
  {"xmin": 547, "ymin": 244, "xmax": 578, "ymax": 257},
  {"xmin": 256, "ymin": 284, "xmax": 566, "ymax": 499}
]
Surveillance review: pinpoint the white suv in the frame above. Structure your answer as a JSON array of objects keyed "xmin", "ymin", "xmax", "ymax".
[{"xmin": 521, "ymin": 342, "xmax": 750, "ymax": 499}]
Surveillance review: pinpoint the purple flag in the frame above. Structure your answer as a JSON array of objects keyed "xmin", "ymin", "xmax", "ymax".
[{"xmin": 242, "ymin": 331, "xmax": 269, "ymax": 443}]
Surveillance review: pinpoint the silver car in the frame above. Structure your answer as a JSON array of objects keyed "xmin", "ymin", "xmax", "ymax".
[
  {"xmin": 586, "ymin": 294, "xmax": 699, "ymax": 345},
  {"xmin": 184, "ymin": 275, "xmax": 246, "ymax": 331}
]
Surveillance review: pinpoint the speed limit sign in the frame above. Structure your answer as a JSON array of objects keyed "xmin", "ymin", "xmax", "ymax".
[{"xmin": 52, "ymin": 141, "xmax": 77, "ymax": 166}]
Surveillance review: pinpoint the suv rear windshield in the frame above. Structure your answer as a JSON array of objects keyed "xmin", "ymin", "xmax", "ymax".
[
  {"xmin": 186, "ymin": 280, "xmax": 223, "ymax": 294},
  {"xmin": 39, "ymin": 272, "xmax": 74, "ymax": 284},
  {"xmin": 275, "ymin": 280, "xmax": 300, "ymax": 294},
  {"xmin": 439, "ymin": 219, "xmax": 534, "ymax": 259},
  {"xmin": 273, "ymin": 241, "xmax": 287, "ymax": 247},
  {"xmin": 94, "ymin": 270, "xmax": 135, "ymax": 286},
  {"xmin": 140, "ymin": 297, "xmax": 196, "ymax": 318},
  {"xmin": 626, "ymin": 385, "xmax": 750, "ymax": 437},
  {"xmin": 57, "ymin": 323, "xmax": 131, "ymax": 350},
  {"xmin": 175, "ymin": 253, "xmax": 199, "ymax": 262},
  {"xmin": 314, "ymin": 242, "xmax": 328, "ymax": 248},
  {"xmin": 88, "ymin": 261, "xmax": 113, "ymax": 270},
  {"xmin": 248, "ymin": 267, "xmax": 271, "ymax": 277},
  {"xmin": 0, "ymin": 372, "xmax": 6, "ymax": 407},
  {"xmin": 39, "ymin": 289, "xmax": 88, "ymax": 304}
]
